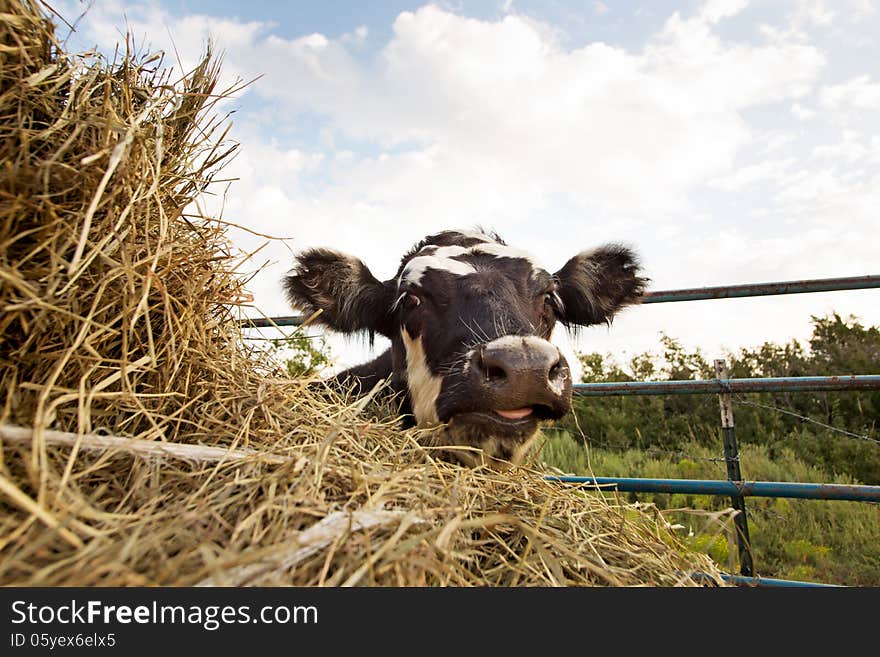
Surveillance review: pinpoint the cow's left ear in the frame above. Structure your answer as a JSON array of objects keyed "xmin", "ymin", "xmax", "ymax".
[
  {"xmin": 283, "ymin": 248, "xmax": 394, "ymax": 338},
  {"xmin": 554, "ymin": 244, "xmax": 647, "ymax": 327}
]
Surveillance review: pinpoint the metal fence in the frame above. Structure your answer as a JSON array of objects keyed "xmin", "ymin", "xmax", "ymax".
[
  {"xmin": 548, "ymin": 274, "xmax": 880, "ymax": 587},
  {"xmin": 549, "ymin": 371, "xmax": 880, "ymax": 587},
  {"xmin": 243, "ymin": 274, "xmax": 880, "ymax": 587}
]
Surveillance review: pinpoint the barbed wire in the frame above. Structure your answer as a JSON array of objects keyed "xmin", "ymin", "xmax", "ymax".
[
  {"xmin": 554, "ymin": 431, "xmax": 733, "ymax": 464},
  {"xmin": 732, "ymin": 394, "xmax": 880, "ymax": 446}
]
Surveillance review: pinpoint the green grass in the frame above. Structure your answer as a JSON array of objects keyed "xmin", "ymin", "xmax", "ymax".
[{"xmin": 537, "ymin": 429, "xmax": 880, "ymax": 586}]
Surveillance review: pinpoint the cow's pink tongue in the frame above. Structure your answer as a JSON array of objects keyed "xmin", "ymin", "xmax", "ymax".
[{"xmin": 496, "ymin": 407, "xmax": 533, "ymax": 420}]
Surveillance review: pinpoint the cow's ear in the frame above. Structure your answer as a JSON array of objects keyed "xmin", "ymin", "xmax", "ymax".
[
  {"xmin": 283, "ymin": 249, "xmax": 394, "ymax": 338},
  {"xmin": 554, "ymin": 244, "xmax": 647, "ymax": 327}
]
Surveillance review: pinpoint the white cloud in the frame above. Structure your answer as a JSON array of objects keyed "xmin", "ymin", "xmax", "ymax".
[
  {"xmin": 698, "ymin": 0, "xmax": 751, "ymax": 24},
  {"xmin": 341, "ymin": 25, "xmax": 368, "ymax": 45},
  {"xmin": 790, "ymin": 0, "xmax": 836, "ymax": 27},
  {"xmin": 791, "ymin": 102, "xmax": 817, "ymax": 119},
  {"xmin": 709, "ymin": 158, "xmax": 797, "ymax": 191},
  {"xmin": 821, "ymin": 75, "xmax": 880, "ymax": 110},
  {"xmin": 869, "ymin": 136, "xmax": 880, "ymax": 164},
  {"xmin": 758, "ymin": 132, "xmax": 797, "ymax": 154},
  {"xmin": 219, "ymin": 3, "xmax": 824, "ymax": 220},
  {"xmin": 64, "ymin": 2, "xmax": 826, "ymax": 221},
  {"xmin": 811, "ymin": 132, "xmax": 869, "ymax": 162}
]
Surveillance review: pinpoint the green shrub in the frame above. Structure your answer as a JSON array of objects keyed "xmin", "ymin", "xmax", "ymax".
[{"xmin": 271, "ymin": 331, "xmax": 332, "ymax": 378}]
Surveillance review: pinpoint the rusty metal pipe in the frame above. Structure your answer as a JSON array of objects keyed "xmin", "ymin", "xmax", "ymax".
[
  {"xmin": 641, "ymin": 274, "xmax": 880, "ymax": 304},
  {"xmin": 574, "ymin": 375, "xmax": 880, "ymax": 396},
  {"xmin": 546, "ymin": 476, "xmax": 880, "ymax": 502}
]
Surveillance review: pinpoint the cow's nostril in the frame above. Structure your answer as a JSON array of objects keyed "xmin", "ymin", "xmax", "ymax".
[
  {"xmin": 548, "ymin": 360, "xmax": 564, "ymax": 381},
  {"xmin": 485, "ymin": 364, "xmax": 507, "ymax": 382},
  {"xmin": 478, "ymin": 346, "xmax": 511, "ymax": 383}
]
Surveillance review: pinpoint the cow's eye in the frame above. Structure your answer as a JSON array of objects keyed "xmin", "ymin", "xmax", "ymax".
[
  {"xmin": 544, "ymin": 291, "xmax": 563, "ymax": 314},
  {"xmin": 393, "ymin": 292, "xmax": 422, "ymax": 313}
]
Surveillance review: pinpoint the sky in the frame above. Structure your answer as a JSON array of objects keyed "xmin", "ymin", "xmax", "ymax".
[{"xmin": 53, "ymin": 0, "xmax": 880, "ymax": 375}]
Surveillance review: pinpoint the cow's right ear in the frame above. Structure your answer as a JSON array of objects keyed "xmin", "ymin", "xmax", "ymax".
[{"xmin": 283, "ymin": 249, "xmax": 394, "ymax": 338}]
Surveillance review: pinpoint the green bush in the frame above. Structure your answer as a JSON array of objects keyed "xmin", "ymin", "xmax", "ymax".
[{"xmin": 271, "ymin": 331, "xmax": 332, "ymax": 378}]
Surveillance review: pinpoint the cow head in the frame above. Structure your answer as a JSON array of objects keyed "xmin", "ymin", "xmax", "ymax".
[{"xmin": 284, "ymin": 230, "xmax": 645, "ymax": 469}]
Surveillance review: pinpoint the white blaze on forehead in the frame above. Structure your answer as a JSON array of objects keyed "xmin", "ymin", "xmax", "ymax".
[
  {"xmin": 399, "ymin": 241, "xmax": 548, "ymax": 287},
  {"xmin": 470, "ymin": 242, "xmax": 548, "ymax": 276},
  {"xmin": 401, "ymin": 328, "xmax": 443, "ymax": 425},
  {"xmin": 400, "ymin": 245, "xmax": 476, "ymax": 285},
  {"xmin": 422, "ymin": 245, "xmax": 470, "ymax": 258}
]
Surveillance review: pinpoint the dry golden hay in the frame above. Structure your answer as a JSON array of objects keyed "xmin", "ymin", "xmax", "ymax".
[{"xmin": 0, "ymin": 0, "xmax": 726, "ymax": 586}]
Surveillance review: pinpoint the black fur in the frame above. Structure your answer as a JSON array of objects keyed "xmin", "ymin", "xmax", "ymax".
[
  {"xmin": 282, "ymin": 248, "xmax": 394, "ymax": 342},
  {"xmin": 554, "ymin": 244, "xmax": 648, "ymax": 328},
  {"xmin": 333, "ymin": 348, "xmax": 394, "ymax": 396}
]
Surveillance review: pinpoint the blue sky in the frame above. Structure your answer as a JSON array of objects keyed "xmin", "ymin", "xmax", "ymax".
[
  {"xmin": 152, "ymin": 1, "xmax": 678, "ymax": 46},
  {"xmin": 56, "ymin": 0, "xmax": 880, "ymax": 373}
]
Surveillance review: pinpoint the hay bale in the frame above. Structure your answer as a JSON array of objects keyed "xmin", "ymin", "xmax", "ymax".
[{"xmin": 0, "ymin": 0, "xmax": 725, "ymax": 586}]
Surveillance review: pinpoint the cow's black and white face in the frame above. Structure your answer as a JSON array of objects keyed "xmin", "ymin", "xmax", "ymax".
[{"xmin": 284, "ymin": 230, "xmax": 646, "ymax": 469}]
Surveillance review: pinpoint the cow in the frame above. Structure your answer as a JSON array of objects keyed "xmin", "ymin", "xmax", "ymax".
[{"xmin": 283, "ymin": 229, "xmax": 646, "ymax": 469}]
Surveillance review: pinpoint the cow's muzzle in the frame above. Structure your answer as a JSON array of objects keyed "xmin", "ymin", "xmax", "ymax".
[
  {"xmin": 468, "ymin": 335, "xmax": 572, "ymax": 420},
  {"xmin": 434, "ymin": 335, "xmax": 573, "ymax": 469}
]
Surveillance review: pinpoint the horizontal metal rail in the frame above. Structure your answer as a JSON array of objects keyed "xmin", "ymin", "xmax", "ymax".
[
  {"xmin": 689, "ymin": 572, "xmax": 841, "ymax": 588},
  {"xmin": 720, "ymin": 573, "xmax": 840, "ymax": 588},
  {"xmin": 242, "ymin": 315, "xmax": 304, "ymax": 329},
  {"xmin": 641, "ymin": 274, "xmax": 880, "ymax": 304},
  {"xmin": 574, "ymin": 375, "xmax": 880, "ymax": 396},
  {"xmin": 546, "ymin": 476, "xmax": 880, "ymax": 502},
  {"xmin": 239, "ymin": 274, "xmax": 880, "ymax": 328}
]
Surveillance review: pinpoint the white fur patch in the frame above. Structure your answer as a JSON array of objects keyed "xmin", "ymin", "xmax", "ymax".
[
  {"xmin": 399, "ymin": 242, "xmax": 547, "ymax": 288},
  {"xmin": 401, "ymin": 328, "xmax": 443, "ymax": 425},
  {"xmin": 400, "ymin": 246, "xmax": 476, "ymax": 286},
  {"xmin": 422, "ymin": 245, "xmax": 470, "ymax": 258},
  {"xmin": 483, "ymin": 335, "xmax": 554, "ymax": 352},
  {"xmin": 470, "ymin": 242, "xmax": 547, "ymax": 274}
]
